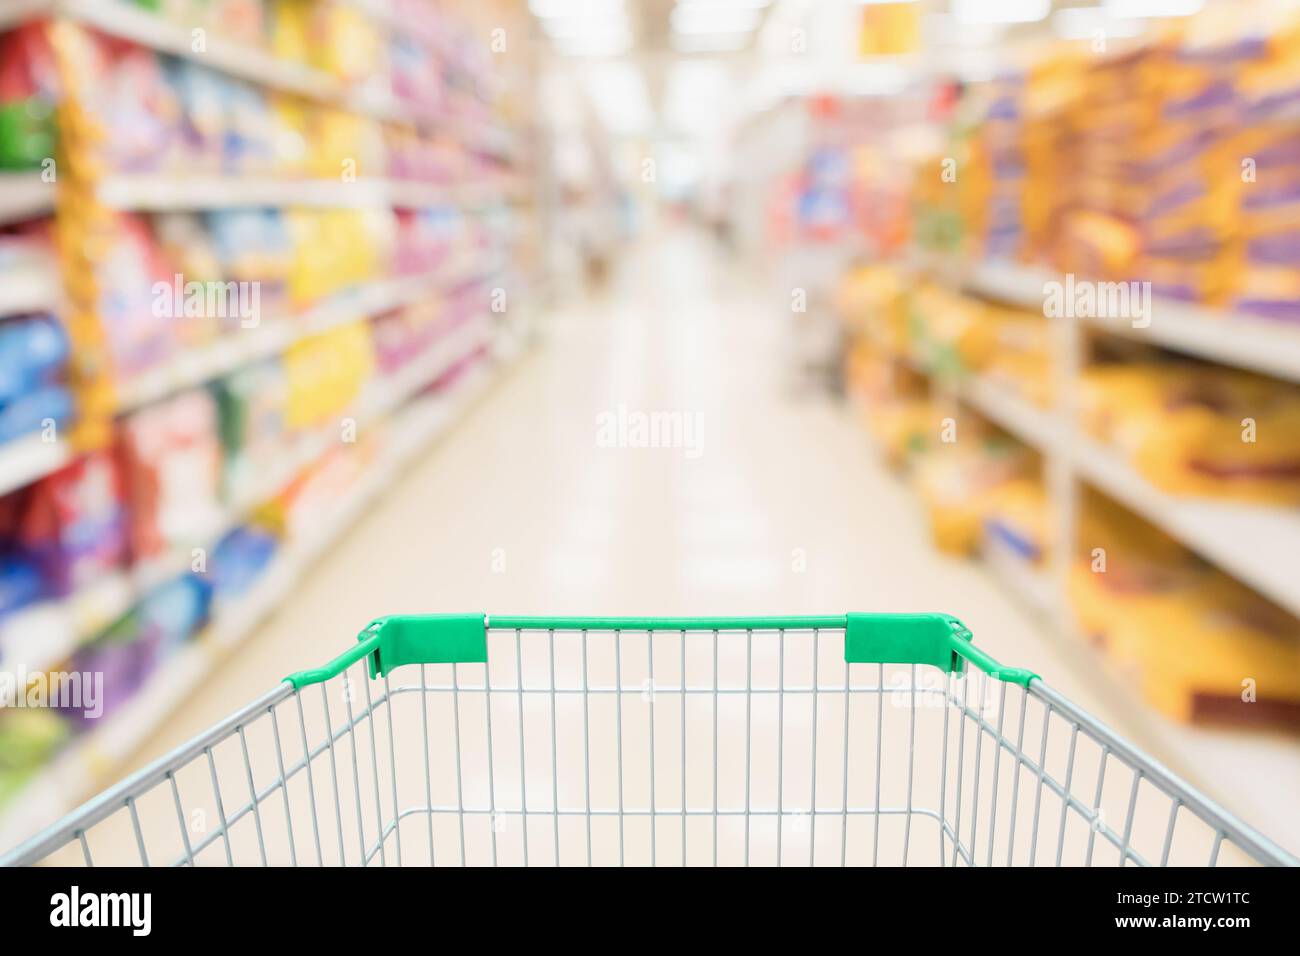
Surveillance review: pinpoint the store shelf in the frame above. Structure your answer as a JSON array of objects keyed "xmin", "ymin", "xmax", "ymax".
[
  {"xmin": 0, "ymin": 173, "xmax": 54, "ymax": 226},
  {"xmin": 0, "ymin": 572, "xmax": 134, "ymax": 676},
  {"xmin": 0, "ymin": 0, "xmax": 53, "ymax": 29},
  {"xmin": 895, "ymin": 348, "xmax": 1300, "ymax": 623},
  {"xmin": 0, "ymin": 315, "xmax": 493, "ymax": 684},
  {"xmin": 965, "ymin": 259, "xmax": 1300, "ymax": 385},
  {"xmin": 982, "ymin": 534, "xmax": 1054, "ymax": 618},
  {"xmin": 22, "ymin": 0, "xmax": 492, "ymax": 136},
  {"xmin": 0, "ymin": 434, "xmax": 71, "ymax": 497},
  {"xmin": 0, "ymin": 262, "xmax": 61, "ymax": 317},
  {"xmin": 58, "ymin": 0, "xmax": 337, "ymax": 102},
  {"xmin": 959, "ymin": 375, "xmax": 1058, "ymax": 451},
  {"xmin": 97, "ymin": 176, "xmax": 465, "ymax": 211},
  {"xmin": 1071, "ymin": 435, "xmax": 1300, "ymax": 620},
  {"xmin": 0, "ymin": 334, "xmax": 519, "ymax": 854},
  {"xmin": 115, "ymin": 255, "xmax": 488, "ymax": 411}
]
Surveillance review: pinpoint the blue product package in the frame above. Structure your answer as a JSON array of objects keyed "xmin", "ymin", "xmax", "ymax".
[
  {"xmin": 0, "ymin": 550, "xmax": 46, "ymax": 623},
  {"xmin": 208, "ymin": 525, "xmax": 278, "ymax": 600},
  {"xmin": 0, "ymin": 314, "xmax": 69, "ymax": 405},
  {"xmin": 0, "ymin": 383, "xmax": 73, "ymax": 444},
  {"xmin": 141, "ymin": 573, "xmax": 214, "ymax": 652}
]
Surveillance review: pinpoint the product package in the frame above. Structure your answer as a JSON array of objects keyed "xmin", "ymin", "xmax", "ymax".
[
  {"xmin": 118, "ymin": 389, "xmax": 225, "ymax": 561},
  {"xmin": 214, "ymin": 358, "xmax": 289, "ymax": 504},
  {"xmin": 13, "ymin": 451, "xmax": 129, "ymax": 597}
]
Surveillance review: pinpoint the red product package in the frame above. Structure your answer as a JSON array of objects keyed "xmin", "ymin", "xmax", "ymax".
[
  {"xmin": 17, "ymin": 451, "xmax": 129, "ymax": 595},
  {"xmin": 118, "ymin": 390, "xmax": 224, "ymax": 562},
  {"xmin": 0, "ymin": 23, "xmax": 60, "ymax": 101}
]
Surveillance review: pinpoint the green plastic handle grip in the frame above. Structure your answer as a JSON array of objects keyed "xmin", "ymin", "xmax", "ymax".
[{"xmin": 284, "ymin": 613, "xmax": 1037, "ymax": 689}]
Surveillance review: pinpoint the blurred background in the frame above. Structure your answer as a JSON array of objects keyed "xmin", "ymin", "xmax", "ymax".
[{"xmin": 0, "ymin": 0, "xmax": 1299, "ymax": 861}]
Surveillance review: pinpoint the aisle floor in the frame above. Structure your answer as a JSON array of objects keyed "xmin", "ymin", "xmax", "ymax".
[{"xmin": 58, "ymin": 226, "xmax": 1299, "ymax": 864}]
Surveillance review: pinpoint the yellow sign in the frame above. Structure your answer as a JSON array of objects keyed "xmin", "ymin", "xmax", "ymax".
[{"xmin": 859, "ymin": 2, "xmax": 920, "ymax": 58}]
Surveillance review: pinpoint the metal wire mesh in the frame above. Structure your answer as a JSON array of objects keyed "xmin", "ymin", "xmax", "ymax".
[{"xmin": 3, "ymin": 625, "xmax": 1289, "ymax": 866}]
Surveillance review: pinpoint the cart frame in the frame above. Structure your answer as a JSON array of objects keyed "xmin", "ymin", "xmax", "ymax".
[{"xmin": 2, "ymin": 613, "xmax": 1295, "ymax": 867}]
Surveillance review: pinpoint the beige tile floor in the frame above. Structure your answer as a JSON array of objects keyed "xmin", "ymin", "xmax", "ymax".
[{"xmin": 36, "ymin": 225, "xmax": 1299, "ymax": 865}]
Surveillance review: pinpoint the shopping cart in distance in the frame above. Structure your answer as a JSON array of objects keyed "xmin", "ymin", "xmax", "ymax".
[{"xmin": 3, "ymin": 613, "xmax": 1296, "ymax": 867}]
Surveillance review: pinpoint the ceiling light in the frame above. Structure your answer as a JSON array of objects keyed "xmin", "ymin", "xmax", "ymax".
[
  {"xmin": 671, "ymin": 5, "xmax": 762, "ymax": 34},
  {"xmin": 1053, "ymin": 6, "xmax": 1143, "ymax": 38},
  {"xmin": 540, "ymin": 14, "xmax": 628, "ymax": 40},
  {"xmin": 1103, "ymin": 0, "xmax": 1204, "ymax": 17},
  {"xmin": 950, "ymin": 0, "xmax": 1050, "ymax": 24},
  {"xmin": 672, "ymin": 31, "xmax": 751, "ymax": 52},
  {"xmin": 529, "ymin": 0, "xmax": 623, "ymax": 18}
]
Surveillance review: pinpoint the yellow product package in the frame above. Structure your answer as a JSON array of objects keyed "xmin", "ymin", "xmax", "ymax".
[
  {"xmin": 1077, "ymin": 365, "xmax": 1182, "ymax": 446},
  {"xmin": 1109, "ymin": 581, "xmax": 1300, "ymax": 725},
  {"xmin": 1131, "ymin": 395, "xmax": 1300, "ymax": 503},
  {"xmin": 909, "ymin": 287, "xmax": 995, "ymax": 376},
  {"xmin": 267, "ymin": 0, "xmax": 312, "ymax": 65},
  {"xmin": 865, "ymin": 399, "xmax": 938, "ymax": 469},
  {"xmin": 983, "ymin": 477, "xmax": 1050, "ymax": 563},
  {"xmin": 1069, "ymin": 493, "xmax": 1206, "ymax": 648},
  {"xmin": 283, "ymin": 321, "xmax": 375, "ymax": 430},
  {"xmin": 308, "ymin": 2, "xmax": 381, "ymax": 84},
  {"xmin": 914, "ymin": 441, "xmax": 1028, "ymax": 556}
]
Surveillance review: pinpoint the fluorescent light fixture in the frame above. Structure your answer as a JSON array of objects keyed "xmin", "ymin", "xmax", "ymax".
[
  {"xmin": 529, "ymin": 0, "xmax": 623, "ymax": 18},
  {"xmin": 583, "ymin": 62, "xmax": 655, "ymax": 135},
  {"xmin": 552, "ymin": 33, "xmax": 634, "ymax": 57},
  {"xmin": 540, "ymin": 14, "xmax": 628, "ymax": 40},
  {"xmin": 671, "ymin": 5, "xmax": 762, "ymax": 34},
  {"xmin": 664, "ymin": 60, "xmax": 733, "ymax": 133},
  {"xmin": 676, "ymin": 0, "xmax": 771, "ymax": 8},
  {"xmin": 672, "ymin": 31, "xmax": 752, "ymax": 53},
  {"xmin": 1103, "ymin": 0, "xmax": 1204, "ymax": 17},
  {"xmin": 951, "ymin": 0, "xmax": 1049, "ymax": 24},
  {"xmin": 1054, "ymin": 6, "xmax": 1143, "ymax": 38}
]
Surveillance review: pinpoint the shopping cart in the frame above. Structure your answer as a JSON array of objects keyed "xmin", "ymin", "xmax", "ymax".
[{"xmin": 2, "ymin": 613, "xmax": 1295, "ymax": 867}]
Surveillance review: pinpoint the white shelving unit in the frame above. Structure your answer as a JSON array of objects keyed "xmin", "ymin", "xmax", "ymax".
[
  {"xmin": 903, "ymin": 252, "xmax": 1300, "ymax": 620},
  {"xmin": 1071, "ymin": 435, "xmax": 1300, "ymax": 619},
  {"xmin": 96, "ymin": 176, "xmax": 469, "ymax": 212},
  {"xmin": 0, "ymin": 434, "xmax": 71, "ymax": 498},
  {"xmin": 884, "ymin": 252, "xmax": 1300, "ymax": 844},
  {"xmin": 0, "ymin": 342, "xmax": 520, "ymax": 851},
  {"xmin": 932, "ymin": 365, "xmax": 1300, "ymax": 621},
  {"xmin": 11, "ymin": 0, "xmax": 520, "ymax": 154},
  {"xmin": 0, "ymin": 0, "xmax": 539, "ymax": 855},
  {"xmin": 114, "ymin": 252, "xmax": 490, "ymax": 411},
  {"xmin": 964, "ymin": 258, "xmax": 1300, "ymax": 386},
  {"xmin": 0, "ymin": 262, "xmax": 61, "ymax": 317},
  {"xmin": 0, "ymin": 173, "xmax": 54, "ymax": 226},
  {"xmin": 1, "ymin": 315, "xmax": 496, "ymax": 682}
]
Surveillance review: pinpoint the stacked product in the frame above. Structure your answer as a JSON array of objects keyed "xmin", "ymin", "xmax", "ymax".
[
  {"xmin": 916, "ymin": 7, "xmax": 1300, "ymax": 321},
  {"xmin": 0, "ymin": 0, "xmax": 538, "ymax": 815},
  {"xmin": 0, "ymin": 24, "xmax": 58, "ymax": 171},
  {"xmin": 1070, "ymin": 493, "xmax": 1300, "ymax": 725},
  {"xmin": 1079, "ymin": 362, "xmax": 1300, "ymax": 504},
  {"xmin": 0, "ymin": 312, "xmax": 72, "ymax": 445}
]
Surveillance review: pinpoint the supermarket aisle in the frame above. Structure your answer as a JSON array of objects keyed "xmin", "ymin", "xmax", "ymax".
[
  {"xmin": 76, "ymin": 224, "xmax": 1297, "ymax": 861},
  {"xmin": 140, "ymin": 226, "xmax": 1084, "ymax": 727}
]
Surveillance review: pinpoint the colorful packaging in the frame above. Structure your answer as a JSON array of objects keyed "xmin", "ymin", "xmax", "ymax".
[
  {"xmin": 118, "ymin": 389, "xmax": 224, "ymax": 561},
  {"xmin": 214, "ymin": 359, "xmax": 289, "ymax": 503},
  {"xmin": 13, "ymin": 451, "xmax": 128, "ymax": 597},
  {"xmin": 0, "ymin": 24, "xmax": 59, "ymax": 171},
  {"xmin": 282, "ymin": 321, "xmax": 374, "ymax": 429},
  {"xmin": 207, "ymin": 524, "xmax": 278, "ymax": 601}
]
